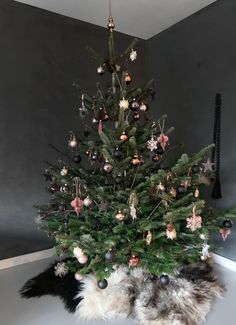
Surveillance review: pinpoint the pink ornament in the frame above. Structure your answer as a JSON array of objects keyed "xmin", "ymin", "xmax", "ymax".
[
  {"xmin": 186, "ymin": 206, "xmax": 202, "ymax": 232},
  {"xmin": 220, "ymin": 228, "xmax": 231, "ymax": 241},
  {"xmin": 71, "ymin": 197, "xmax": 84, "ymax": 215},
  {"xmin": 157, "ymin": 133, "xmax": 169, "ymax": 150}
]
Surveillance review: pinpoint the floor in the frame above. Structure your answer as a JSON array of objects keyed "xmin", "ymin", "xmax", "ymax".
[{"xmin": 0, "ymin": 258, "xmax": 235, "ymax": 325}]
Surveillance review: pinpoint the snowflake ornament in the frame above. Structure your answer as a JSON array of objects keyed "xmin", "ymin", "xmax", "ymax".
[
  {"xmin": 54, "ymin": 262, "xmax": 68, "ymax": 277},
  {"xmin": 147, "ymin": 135, "xmax": 158, "ymax": 151},
  {"xmin": 130, "ymin": 49, "xmax": 137, "ymax": 61},
  {"xmin": 186, "ymin": 205, "xmax": 202, "ymax": 232}
]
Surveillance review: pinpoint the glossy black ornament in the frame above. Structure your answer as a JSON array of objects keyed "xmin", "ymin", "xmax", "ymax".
[
  {"xmin": 129, "ymin": 99, "xmax": 139, "ymax": 111},
  {"xmin": 113, "ymin": 148, "xmax": 123, "ymax": 159},
  {"xmin": 133, "ymin": 112, "xmax": 140, "ymax": 121},
  {"xmin": 177, "ymin": 185, "xmax": 187, "ymax": 194},
  {"xmin": 58, "ymin": 203, "xmax": 66, "ymax": 212},
  {"xmin": 160, "ymin": 274, "xmax": 170, "ymax": 285},
  {"xmin": 97, "ymin": 279, "xmax": 108, "ymax": 289},
  {"xmin": 115, "ymin": 175, "xmax": 123, "ymax": 184},
  {"xmin": 191, "ymin": 164, "xmax": 200, "ymax": 174},
  {"xmin": 223, "ymin": 219, "xmax": 233, "ymax": 229},
  {"xmin": 94, "ymin": 108, "xmax": 106, "ymax": 121},
  {"xmin": 73, "ymin": 155, "xmax": 82, "ymax": 163},
  {"xmin": 156, "ymin": 146, "xmax": 164, "ymax": 155},
  {"xmin": 50, "ymin": 183, "xmax": 58, "ymax": 193},
  {"xmin": 104, "ymin": 250, "xmax": 116, "ymax": 262}
]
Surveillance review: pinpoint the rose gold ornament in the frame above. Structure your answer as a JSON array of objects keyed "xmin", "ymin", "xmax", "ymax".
[
  {"xmin": 131, "ymin": 155, "xmax": 143, "ymax": 166},
  {"xmin": 129, "ymin": 255, "xmax": 139, "ymax": 267},
  {"xmin": 124, "ymin": 72, "xmax": 132, "ymax": 84},
  {"xmin": 103, "ymin": 161, "xmax": 113, "ymax": 173},
  {"xmin": 120, "ymin": 132, "xmax": 128, "ymax": 142},
  {"xmin": 157, "ymin": 133, "xmax": 169, "ymax": 150},
  {"xmin": 71, "ymin": 197, "xmax": 84, "ymax": 215},
  {"xmin": 139, "ymin": 102, "xmax": 149, "ymax": 112},
  {"xmin": 220, "ymin": 228, "xmax": 231, "ymax": 241},
  {"xmin": 115, "ymin": 210, "xmax": 125, "ymax": 221}
]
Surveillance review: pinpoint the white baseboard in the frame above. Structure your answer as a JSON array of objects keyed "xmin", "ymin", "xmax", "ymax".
[
  {"xmin": 212, "ymin": 253, "xmax": 236, "ymax": 272},
  {"xmin": 0, "ymin": 247, "xmax": 56, "ymax": 270},
  {"xmin": 0, "ymin": 248, "xmax": 235, "ymax": 273}
]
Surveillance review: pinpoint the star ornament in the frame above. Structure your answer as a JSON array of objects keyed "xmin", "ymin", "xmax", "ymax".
[
  {"xmin": 119, "ymin": 98, "xmax": 129, "ymax": 110},
  {"xmin": 202, "ymin": 159, "xmax": 215, "ymax": 172}
]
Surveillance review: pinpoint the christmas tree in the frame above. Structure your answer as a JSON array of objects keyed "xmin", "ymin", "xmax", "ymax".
[{"xmin": 36, "ymin": 13, "xmax": 236, "ymax": 289}]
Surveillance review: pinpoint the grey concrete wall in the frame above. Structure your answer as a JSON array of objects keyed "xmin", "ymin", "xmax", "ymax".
[
  {"xmin": 0, "ymin": 0, "xmax": 147, "ymax": 259},
  {"xmin": 147, "ymin": 0, "xmax": 236, "ymax": 260}
]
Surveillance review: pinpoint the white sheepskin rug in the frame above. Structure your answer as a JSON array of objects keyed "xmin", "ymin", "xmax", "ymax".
[{"xmin": 75, "ymin": 263, "xmax": 225, "ymax": 325}]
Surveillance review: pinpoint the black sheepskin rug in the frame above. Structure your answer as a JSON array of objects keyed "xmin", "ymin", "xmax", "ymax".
[{"xmin": 20, "ymin": 260, "xmax": 225, "ymax": 325}]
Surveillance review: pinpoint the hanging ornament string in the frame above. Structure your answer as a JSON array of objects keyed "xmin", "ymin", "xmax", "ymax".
[{"xmin": 211, "ymin": 93, "xmax": 222, "ymax": 199}]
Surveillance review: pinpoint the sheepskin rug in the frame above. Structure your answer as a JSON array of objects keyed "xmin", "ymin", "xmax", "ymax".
[{"xmin": 20, "ymin": 261, "xmax": 225, "ymax": 325}]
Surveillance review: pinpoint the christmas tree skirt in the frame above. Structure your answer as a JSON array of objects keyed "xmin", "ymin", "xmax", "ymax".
[{"xmin": 20, "ymin": 260, "xmax": 224, "ymax": 325}]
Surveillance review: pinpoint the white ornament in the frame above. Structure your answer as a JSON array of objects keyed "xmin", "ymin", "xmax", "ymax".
[
  {"xmin": 97, "ymin": 65, "xmax": 104, "ymax": 74},
  {"xmin": 119, "ymin": 98, "xmax": 129, "ymax": 110},
  {"xmin": 130, "ymin": 49, "xmax": 137, "ymax": 61},
  {"xmin": 68, "ymin": 135, "xmax": 77, "ymax": 148},
  {"xmin": 54, "ymin": 262, "xmax": 68, "ymax": 277},
  {"xmin": 73, "ymin": 246, "xmax": 84, "ymax": 259},
  {"xmin": 83, "ymin": 196, "xmax": 92, "ymax": 207},
  {"xmin": 78, "ymin": 254, "xmax": 88, "ymax": 264},
  {"xmin": 201, "ymin": 243, "xmax": 210, "ymax": 260},
  {"xmin": 75, "ymin": 271, "xmax": 84, "ymax": 281},
  {"xmin": 202, "ymin": 159, "xmax": 215, "ymax": 172},
  {"xmin": 147, "ymin": 136, "xmax": 158, "ymax": 151},
  {"xmin": 130, "ymin": 205, "xmax": 137, "ymax": 220},
  {"xmin": 157, "ymin": 182, "xmax": 165, "ymax": 191},
  {"xmin": 199, "ymin": 233, "xmax": 207, "ymax": 240},
  {"xmin": 60, "ymin": 166, "xmax": 68, "ymax": 176}
]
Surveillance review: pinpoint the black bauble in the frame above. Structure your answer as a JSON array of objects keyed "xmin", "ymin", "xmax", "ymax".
[
  {"xmin": 160, "ymin": 274, "xmax": 170, "ymax": 285},
  {"xmin": 129, "ymin": 99, "xmax": 139, "ymax": 111},
  {"xmin": 156, "ymin": 146, "xmax": 164, "ymax": 155},
  {"xmin": 97, "ymin": 279, "xmax": 108, "ymax": 289},
  {"xmin": 133, "ymin": 112, "xmax": 140, "ymax": 121},
  {"xmin": 152, "ymin": 154, "xmax": 160, "ymax": 162},
  {"xmin": 104, "ymin": 250, "xmax": 115, "ymax": 262},
  {"xmin": 223, "ymin": 219, "xmax": 233, "ymax": 229},
  {"xmin": 58, "ymin": 203, "xmax": 66, "ymax": 212},
  {"xmin": 177, "ymin": 185, "xmax": 186, "ymax": 194},
  {"xmin": 113, "ymin": 148, "xmax": 123, "ymax": 159},
  {"xmin": 191, "ymin": 164, "xmax": 200, "ymax": 174},
  {"xmin": 73, "ymin": 155, "xmax": 82, "ymax": 163},
  {"xmin": 94, "ymin": 108, "xmax": 106, "ymax": 121},
  {"xmin": 115, "ymin": 175, "xmax": 124, "ymax": 184}
]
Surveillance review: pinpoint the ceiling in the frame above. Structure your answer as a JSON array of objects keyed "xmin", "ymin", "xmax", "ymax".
[{"xmin": 15, "ymin": 0, "xmax": 216, "ymax": 39}]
